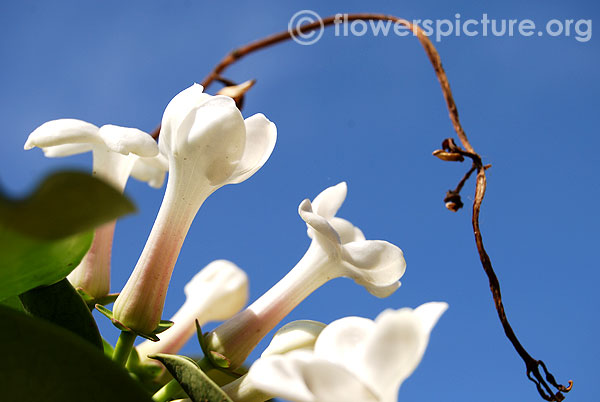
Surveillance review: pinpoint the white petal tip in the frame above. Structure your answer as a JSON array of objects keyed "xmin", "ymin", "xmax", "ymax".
[
  {"xmin": 336, "ymin": 181, "xmax": 348, "ymax": 191},
  {"xmin": 298, "ymin": 199, "xmax": 312, "ymax": 215},
  {"xmin": 311, "ymin": 182, "xmax": 348, "ymax": 219},
  {"xmin": 414, "ymin": 302, "xmax": 449, "ymax": 335}
]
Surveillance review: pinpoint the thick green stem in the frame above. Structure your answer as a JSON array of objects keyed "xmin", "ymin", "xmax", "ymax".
[
  {"xmin": 113, "ymin": 331, "xmax": 136, "ymax": 367},
  {"xmin": 152, "ymin": 379, "xmax": 183, "ymax": 402}
]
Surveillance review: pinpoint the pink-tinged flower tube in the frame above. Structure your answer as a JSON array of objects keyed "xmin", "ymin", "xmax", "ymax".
[
  {"xmin": 135, "ymin": 260, "xmax": 248, "ymax": 362},
  {"xmin": 24, "ymin": 120, "xmax": 167, "ymax": 299},
  {"xmin": 113, "ymin": 84, "xmax": 277, "ymax": 335},
  {"xmin": 205, "ymin": 182, "xmax": 407, "ymax": 369},
  {"xmin": 237, "ymin": 302, "xmax": 448, "ymax": 402}
]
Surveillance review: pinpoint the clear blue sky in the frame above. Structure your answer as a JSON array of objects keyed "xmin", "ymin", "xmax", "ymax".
[{"xmin": 1, "ymin": 1, "xmax": 597, "ymax": 401}]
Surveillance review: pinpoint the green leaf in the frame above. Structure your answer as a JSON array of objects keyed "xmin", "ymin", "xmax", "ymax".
[
  {"xmin": 0, "ymin": 171, "xmax": 136, "ymax": 300},
  {"xmin": 0, "ymin": 171, "xmax": 135, "ymax": 240},
  {"xmin": 150, "ymin": 354, "xmax": 234, "ymax": 402},
  {"xmin": 0, "ymin": 295, "xmax": 24, "ymax": 312},
  {"xmin": 19, "ymin": 278, "xmax": 103, "ymax": 349},
  {"xmin": 0, "ymin": 225, "xmax": 93, "ymax": 300},
  {"xmin": 0, "ymin": 305, "xmax": 153, "ymax": 402}
]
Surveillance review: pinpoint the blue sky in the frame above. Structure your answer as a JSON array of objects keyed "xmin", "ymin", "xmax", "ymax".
[{"xmin": 1, "ymin": 1, "xmax": 597, "ymax": 401}]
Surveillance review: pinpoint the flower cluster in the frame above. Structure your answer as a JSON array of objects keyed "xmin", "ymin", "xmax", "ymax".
[{"xmin": 25, "ymin": 84, "xmax": 446, "ymax": 402}]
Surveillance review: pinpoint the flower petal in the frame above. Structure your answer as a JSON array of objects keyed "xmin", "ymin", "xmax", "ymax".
[
  {"xmin": 329, "ymin": 217, "xmax": 365, "ymax": 244},
  {"xmin": 360, "ymin": 309, "xmax": 422, "ymax": 396},
  {"xmin": 311, "ymin": 182, "xmax": 347, "ymax": 219},
  {"xmin": 130, "ymin": 154, "xmax": 169, "ymax": 188},
  {"xmin": 413, "ymin": 301, "xmax": 449, "ymax": 339},
  {"xmin": 159, "ymin": 83, "xmax": 211, "ymax": 143},
  {"xmin": 98, "ymin": 125, "xmax": 158, "ymax": 157},
  {"xmin": 313, "ymin": 316, "xmax": 374, "ymax": 370},
  {"xmin": 302, "ymin": 359, "xmax": 378, "ymax": 402},
  {"xmin": 262, "ymin": 320, "xmax": 327, "ymax": 357},
  {"xmin": 248, "ymin": 350, "xmax": 378, "ymax": 402},
  {"xmin": 228, "ymin": 113, "xmax": 277, "ymax": 184},
  {"xmin": 362, "ymin": 281, "xmax": 401, "ymax": 298},
  {"xmin": 172, "ymin": 96, "xmax": 246, "ymax": 186},
  {"xmin": 298, "ymin": 199, "xmax": 341, "ymax": 248},
  {"xmin": 41, "ymin": 143, "xmax": 94, "ymax": 158},
  {"xmin": 340, "ymin": 240, "xmax": 406, "ymax": 298},
  {"xmin": 360, "ymin": 303, "xmax": 448, "ymax": 399},
  {"xmin": 24, "ymin": 119, "xmax": 100, "ymax": 150},
  {"xmin": 248, "ymin": 351, "xmax": 316, "ymax": 402}
]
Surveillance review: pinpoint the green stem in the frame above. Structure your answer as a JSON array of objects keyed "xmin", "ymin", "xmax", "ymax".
[
  {"xmin": 113, "ymin": 331, "xmax": 136, "ymax": 367},
  {"xmin": 152, "ymin": 379, "xmax": 183, "ymax": 402}
]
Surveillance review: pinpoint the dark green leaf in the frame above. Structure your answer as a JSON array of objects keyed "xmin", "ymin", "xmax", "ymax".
[
  {"xmin": 0, "ymin": 295, "xmax": 24, "ymax": 312},
  {"xmin": 150, "ymin": 353, "xmax": 234, "ymax": 402},
  {"xmin": 19, "ymin": 278, "xmax": 103, "ymax": 349},
  {"xmin": 0, "ymin": 171, "xmax": 135, "ymax": 240},
  {"xmin": 0, "ymin": 224, "xmax": 93, "ymax": 300},
  {"xmin": 0, "ymin": 305, "xmax": 153, "ymax": 402}
]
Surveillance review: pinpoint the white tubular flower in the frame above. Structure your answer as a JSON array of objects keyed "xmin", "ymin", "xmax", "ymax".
[
  {"xmin": 24, "ymin": 120, "xmax": 166, "ymax": 298},
  {"xmin": 244, "ymin": 302, "xmax": 448, "ymax": 402},
  {"xmin": 135, "ymin": 260, "xmax": 248, "ymax": 361},
  {"xmin": 113, "ymin": 84, "xmax": 277, "ymax": 335},
  {"xmin": 205, "ymin": 182, "xmax": 406, "ymax": 369}
]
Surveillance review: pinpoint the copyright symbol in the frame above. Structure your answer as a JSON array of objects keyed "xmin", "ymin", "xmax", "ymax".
[{"xmin": 288, "ymin": 10, "xmax": 324, "ymax": 45}]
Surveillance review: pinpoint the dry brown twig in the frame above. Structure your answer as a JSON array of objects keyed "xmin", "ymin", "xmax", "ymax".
[{"xmin": 150, "ymin": 13, "xmax": 572, "ymax": 401}]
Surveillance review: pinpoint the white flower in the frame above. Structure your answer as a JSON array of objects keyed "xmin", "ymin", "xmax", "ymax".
[
  {"xmin": 24, "ymin": 119, "xmax": 167, "ymax": 298},
  {"xmin": 205, "ymin": 182, "xmax": 406, "ymax": 369},
  {"xmin": 245, "ymin": 302, "xmax": 448, "ymax": 402},
  {"xmin": 135, "ymin": 260, "xmax": 248, "ymax": 361},
  {"xmin": 113, "ymin": 84, "xmax": 276, "ymax": 334},
  {"xmin": 298, "ymin": 182, "xmax": 405, "ymax": 298},
  {"xmin": 25, "ymin": 120, "xmax": 165, "ymax": 190}
]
